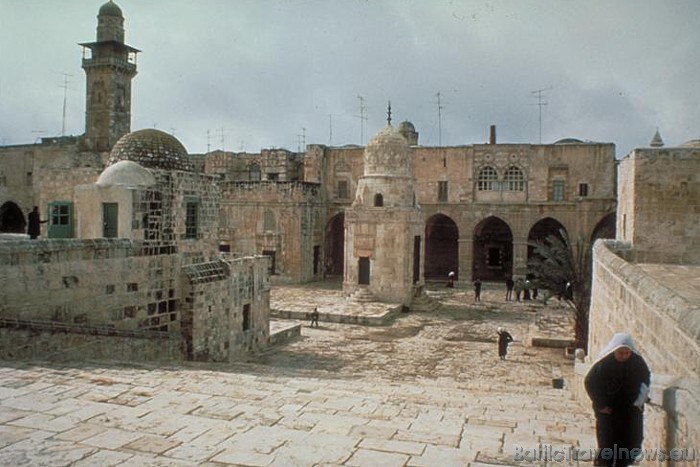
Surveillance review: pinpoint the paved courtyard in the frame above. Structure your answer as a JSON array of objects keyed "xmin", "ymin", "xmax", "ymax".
[{"xmin": 0, "ymin": 282, "xmax": 597, "ymax": 466}]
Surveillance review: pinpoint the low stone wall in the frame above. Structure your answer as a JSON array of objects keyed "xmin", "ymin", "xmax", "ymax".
[
  {"xmin": 0, "ymin": 328, "xmax": 182, "ymax": 362},
  {"xmin": 576, "ymin": 240, "xmax": 700, "ymax": 463}
]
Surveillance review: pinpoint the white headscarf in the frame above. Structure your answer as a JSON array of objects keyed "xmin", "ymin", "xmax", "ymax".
[{"xmin": 593, "ymin": 332, "xmax": 640, "ymax": 364}]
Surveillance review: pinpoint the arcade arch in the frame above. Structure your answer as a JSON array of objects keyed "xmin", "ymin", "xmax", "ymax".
[
  {"xmin": 424, "ymin": 214, "xmax": 458, "ymax": 280},
  {"xmin": 527, "ymin": 217, "xmax": 568, "ymax": 265},
  {"xmin": 472, "ymin": 216, "xmax": 513, "ymax": 281},
  {"xmin": 0, "ymin": 201, "xmax": 26, "ymax": 234},
  {"xmin": 325, "ymin": 213, "xmax": 344, "ymax": 276}
]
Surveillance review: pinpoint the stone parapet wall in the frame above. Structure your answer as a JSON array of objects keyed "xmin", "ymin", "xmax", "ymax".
[
  {"xmin": 579, "ymin": 239, "xmax": 700, "ymax": 460},
  {"xmin": 0, "ymin": 328, "xmax": 182, "ymax": 362},
  {"xmin": 0, "ymin": 239, "xmax": 182, "ymax": 335}
]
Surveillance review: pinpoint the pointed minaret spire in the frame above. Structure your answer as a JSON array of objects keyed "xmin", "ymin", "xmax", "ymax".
[
  {"xmin": 650, "ymin": 128, "xmax": 664, "ymax": 148},
  {"xmin": 387, "ymin": 101, "xmax": 392, "ymax": 126}
]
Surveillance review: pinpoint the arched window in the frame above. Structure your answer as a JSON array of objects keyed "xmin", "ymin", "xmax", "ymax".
[
  {"xmin": 477, "ymin": 166, "xmax": 498, "ymax": 191},
  {"xmin": 249, "ymin": 163, "xmax": 261, "ymax": 181},
  {"xmin": 504, "ymin": 166, "xmax": 524, "ymax": 191},
  {"xmin": 374, "ymin": 193, "xmax": 384, "ymax": 207}
]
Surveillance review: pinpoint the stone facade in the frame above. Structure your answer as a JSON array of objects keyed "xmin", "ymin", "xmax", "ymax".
[
  {"xmin": 576, "ymin": 142, "xmax": 700, "ymax": 463},
  {"xmin": 617, "ymin": 146, "xmax": 700, "ymax": 264}
]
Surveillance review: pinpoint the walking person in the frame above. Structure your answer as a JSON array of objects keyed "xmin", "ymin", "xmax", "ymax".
[
  {"xmin": 584, "ymin": 333, "xmax": 650, "ymax": 467},
  {"xmin": 497, "ymin": 327, "xmax": 514, "ymax": 360},
  {"xmin": 446, "ymin": 271, "xmax": 455, "ymax": 288},
  {"xmin": 27, "ymin": 206, "xmax": 47, "ymax": 239},
  {"xmin": 514, "ymin": 279, "xmax": 524, "ymax": 302},
  {"xmin": 505, "ymin": 277, "xmax": 514, "ymax": 301},
  {"xmin": 310, "ymin": 307, "xmax": 320, "ymax": 327},
  {"xmin": 473, "ymin": 278, "xmax": 482, "ymax": 302}
]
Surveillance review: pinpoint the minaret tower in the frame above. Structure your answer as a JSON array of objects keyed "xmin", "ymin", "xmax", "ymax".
[
  {"xmin": 80, "ymin": 1, "xmax": 139, "ymax": 151},
  {"xmin": 343, "ymin": 103, "xmax": 425, "ymax": 306}
]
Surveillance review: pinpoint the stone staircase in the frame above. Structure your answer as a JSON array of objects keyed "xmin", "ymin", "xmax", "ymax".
[
  {"xmin": 410, "ymin": 292, "xmax": 441, "ymax": 312},
  {"xmin": 349, "ymin": 286, "xmax": 376, "ymax": 302}
]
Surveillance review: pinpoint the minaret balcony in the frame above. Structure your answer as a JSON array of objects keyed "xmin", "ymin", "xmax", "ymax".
[{"xmin": 82, "ymin": 57, "xmax": 137, "ymax": 73}]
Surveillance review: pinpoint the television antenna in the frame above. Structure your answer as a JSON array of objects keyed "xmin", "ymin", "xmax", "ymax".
[
  {"xmin": 530, "ymin": 86, "xmax": 552, "ymax": 144},
  {"xmin": 355, "ymin": 95, "xmax": 368, "ymax": 145}
]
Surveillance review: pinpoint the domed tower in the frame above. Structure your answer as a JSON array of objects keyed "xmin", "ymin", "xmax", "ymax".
[
  {"xmin": 80, "ymin": 1, "xmax": 140, "ymax": 151},
  {"xmin": 343, "ymin": 105, "xmax": 425, "ymax": 306}
]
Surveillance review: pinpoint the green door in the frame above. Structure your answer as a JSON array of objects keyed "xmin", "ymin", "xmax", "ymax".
[
  {"xmin": 103, "ymin": 203, "xmax": 118, "ymax": 238},
  {"xmin": 47, "ymin": 202, "xmax": 73, "ymax": 239}
]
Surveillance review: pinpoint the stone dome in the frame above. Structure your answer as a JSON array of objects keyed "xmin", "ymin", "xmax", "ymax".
[
  {"xmin": 108, "ymin": 129, "xmax": 193, "ymax": 172},
  {"xmin": 363, "ymin": 125, "xmax": 412, "ymax": 177},
  {"xmin": 99, "ymin": 1, "xmax": 123, "ymax": 17},
  {"xmin": 97, "ymin": 160, "xmax": 156, "ymax": 188},
  {"xmin": 680, "ymin": 139, "xmax": 700, "ymax": 148},
  {"xmin": 554, "ymin": 138, "xmax": 584, "ymax": 144},
  {"xmin": 399, "ymin": 121, "xmax": 415, "ymax": 132}
]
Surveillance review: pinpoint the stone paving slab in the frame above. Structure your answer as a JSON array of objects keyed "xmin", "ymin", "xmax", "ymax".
[{"xmin": 0, "ymin": 280, "xmax": 595, "ymax": 466}]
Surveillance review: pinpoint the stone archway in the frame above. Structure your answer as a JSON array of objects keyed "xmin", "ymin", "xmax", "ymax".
[
  {"xmin": 0, "ymin": 201, "xmax": 27, "ymax": 233},
  {"xmin": 473, "ymin": 216, "xmax": 513, "ymax": 281},
  {"xmin": 425, "ymin": 214, "xmax": 458, "ymax": 280},
  {"xmin": 590, "ymin": 212, "xmax": 616, "ymax": 243},
  {"xmin": 325, "ymin": 213, "xmax": 344, "ymax": 276},
  {"xmin": 527, "ymin": 218, "xmax": 569, "ymax": 271}
]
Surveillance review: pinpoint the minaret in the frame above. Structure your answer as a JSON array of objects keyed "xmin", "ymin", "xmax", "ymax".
[
  {"xmin": 80, "ymin": 1, "xmax": 140, "ymax": 151},
  {"xmin": 343, "ymin": 103, "xmax": 425, "ymax": 306}
]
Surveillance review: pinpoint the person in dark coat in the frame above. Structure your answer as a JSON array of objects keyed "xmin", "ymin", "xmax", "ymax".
[
  {"xmin": 27, "ymin": 206, "xmax": 47, "ymax": 239},
  {"xmin": 497, "ymin": 327, "xmax": 514, "ymax": 360},
  {"xmin": 473, "ymin": 278, "xmax": 482, "ymax": 302},
  {"xmin": 505, "ymin": 277, "xmax": 514, "ymax": 301},
  {"xmin": 584, "ymin": 333, "xmax": 651, "ymax": 467},
  {"xmin": 310, "ymin": 307, "xmax": 320, "ymax": 327}
]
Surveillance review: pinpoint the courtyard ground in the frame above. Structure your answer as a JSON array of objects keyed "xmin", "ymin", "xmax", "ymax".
[{"xmin": 0, "ymin": 281, "xmax": 597, "ymax": 466}]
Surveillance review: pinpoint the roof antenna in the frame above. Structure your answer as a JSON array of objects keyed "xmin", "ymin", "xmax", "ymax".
[{"xmin": 387, "ymin": 101, "xmax": 392, "ymax": 126}]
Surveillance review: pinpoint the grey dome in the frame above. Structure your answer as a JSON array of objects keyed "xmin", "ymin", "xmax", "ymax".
[
  {"xmin": 99, "ymin": 1, "xmax": 123, "ymax": 17},
  {"xmin": 108, "ymin": 129, "xmax": 192, "ymax": 172},
  {"xmin": 97, "ymin": 160, "xmax": 156, "ymax": 188}
]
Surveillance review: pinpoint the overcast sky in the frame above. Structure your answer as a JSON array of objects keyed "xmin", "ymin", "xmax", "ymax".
[{"xmin": 1, "ymin": 0, "xmax": 699, "ymax": 157}]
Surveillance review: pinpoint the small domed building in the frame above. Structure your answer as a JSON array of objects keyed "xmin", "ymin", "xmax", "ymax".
[{"xmin": 343, "ymin": 113, "xmax": 426, "ymax": 306}]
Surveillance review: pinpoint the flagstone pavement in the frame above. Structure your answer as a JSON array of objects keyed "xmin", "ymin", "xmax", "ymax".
[{"xmin": 0, "ymin": 281, "xmax": 599, "ymax": 466}]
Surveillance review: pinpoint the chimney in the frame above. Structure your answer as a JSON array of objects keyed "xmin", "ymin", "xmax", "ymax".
[{"xmin": 489, "ymin": 125, "xmax": 497, "ymax": 144}]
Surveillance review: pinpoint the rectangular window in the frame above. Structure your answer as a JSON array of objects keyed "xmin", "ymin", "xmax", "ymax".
[
  {"xmin": 185, "ymin": 201, "xmax": 198, "ymax": 239},
  {"xmin": 242, "ymin": 304, "xmax": 251, "ymax": 331},
  {"xmin": 579, "ymin": 183, "xmax": 589, "ymax": 197},
  {"xmin": 552, "ymin": 180, "xmax": 565, "ymax": 201},
  {"xmin": 262, "ymin": 250, "xmax": 276, "ymax": 275},
  {"xmin": 26, "ymin": 172, "xmax": 33, "ymax": 186},
  {"xmin": 337, "ymin": 180, "xmax": 348, "ymax": 199},
  {"xmin": 267, "ymin": 173, "xmax": 279, "ymax": 181},
  {"xmin": 438, "ymin": 181, "xmax": 448, "ymax": 202}
]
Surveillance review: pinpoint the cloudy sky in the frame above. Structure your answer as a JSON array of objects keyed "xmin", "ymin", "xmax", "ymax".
[{"xmin": 1, "ymin": 0, "xmax": 699, "ymax": 157}]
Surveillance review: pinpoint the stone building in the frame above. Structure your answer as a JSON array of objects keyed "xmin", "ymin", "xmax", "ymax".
[
  {"xmin": 0, "ymin": 2, "xmax": 270, "ymax": 363},
  {"xmin": 576, "ymin": 137, "xmax": 700, "ymax": 462},
  {"xmin": 343, "ymin": 118, "xmax": 425, "ymax": 306}
]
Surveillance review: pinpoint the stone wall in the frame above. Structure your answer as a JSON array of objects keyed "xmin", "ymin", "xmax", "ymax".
[
  {"xmin": 577, "ymin": 239, "xmax": 700, "ymax": 462},
  {"xmin": 617, "ymin": 148, "xmax": 700, "ymax": 265},
  {"xmin": 0, "ymin": 239, "xmax": 182, "ymax": 334},
  {"xmin": 182, "ymin": 255, "xmax": 270, "ymax": 362},
  {"xmin": 0, "ymin": 239, "xmax": 270, "ymax": 363},
  {"xmin": 219, "ymin": 181, "xmax": 325, "ymax": 283}
]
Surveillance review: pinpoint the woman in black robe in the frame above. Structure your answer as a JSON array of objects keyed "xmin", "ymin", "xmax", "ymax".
[
  {"xmin": 497, "ymin": 327, "xmax": 513, "ymax": 360},
  {"xmin": 584, "ymin": 332, "xmax": 650, "ymax": 467}
]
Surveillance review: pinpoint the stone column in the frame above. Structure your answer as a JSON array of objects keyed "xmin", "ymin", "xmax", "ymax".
[
  {"xmin": 458, "ymin": 237, "xmax": 472, "ymax": 286},
  {"xmin": 512, "ymin": 238, "xmax": 529, "ymax": 278}
]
